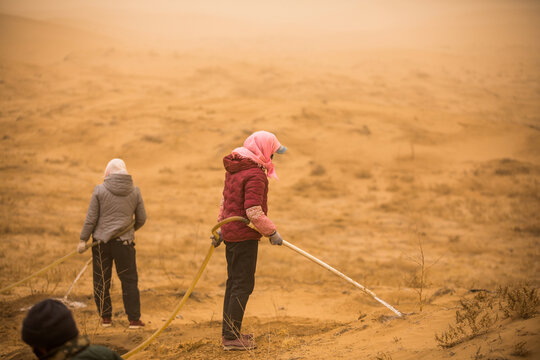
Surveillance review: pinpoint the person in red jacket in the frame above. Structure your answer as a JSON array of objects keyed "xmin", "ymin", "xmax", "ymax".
[{"xmin": 213, "ymin": 130, "xmax": 287, "ymax": 351}]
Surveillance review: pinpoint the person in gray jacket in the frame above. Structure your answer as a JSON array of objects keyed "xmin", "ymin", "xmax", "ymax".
[{"xmin": 79, "ymin": 158, "xmax": 146, "ymax": 329}]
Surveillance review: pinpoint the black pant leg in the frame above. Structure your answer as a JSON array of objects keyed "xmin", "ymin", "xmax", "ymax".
[
  {"xmin": 111, "ymin": 241, "xmax": 141, "ymax": 321},
  {"xmin": 222, "ymin": 240, "xmax": 258, "ymax": 339},
  {"xmin": 222, "ymin": 243, "xmax": 235, "ymax": 337},
  {"xmin": 92, "ymin": 242, "xmax": 113, "ymax": 318}
]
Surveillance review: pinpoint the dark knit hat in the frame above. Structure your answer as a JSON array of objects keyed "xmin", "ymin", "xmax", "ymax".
[{"xmin": 21, "ymin": 299, "xmax": 79, "ymax": 349}]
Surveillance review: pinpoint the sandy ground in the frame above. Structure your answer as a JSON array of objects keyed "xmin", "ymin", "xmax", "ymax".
[{"xmin": 1, "ymin": 1, "xmax": 539, "ymax": 359}]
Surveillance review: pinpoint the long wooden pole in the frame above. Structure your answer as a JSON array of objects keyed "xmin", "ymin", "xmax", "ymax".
[{"xmin": 281, "ymin": 240, "xmax": 403, "ymax": 317}]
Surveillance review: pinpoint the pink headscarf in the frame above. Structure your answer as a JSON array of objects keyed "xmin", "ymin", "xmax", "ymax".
[
  {"xmin": 104, "ymin": 158, "xmax": 128, "ymax": 177},
  {"xmin": 232, "ymin": 131, "xmax": 283, "ymax": 180}
]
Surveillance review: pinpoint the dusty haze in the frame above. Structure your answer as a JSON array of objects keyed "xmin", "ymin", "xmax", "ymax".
[{"xmin": 0, "ymin": 1, "xmax": 539, "ymax": 359}]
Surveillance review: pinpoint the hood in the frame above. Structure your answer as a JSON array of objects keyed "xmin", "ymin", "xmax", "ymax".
[
  {"xmin": 223, "ymin": 154, "xmax": 260, "ymax": 174},
  {"xmin": 104, "ymin": 158, "xmax": 128, "ymax": 177},
  {"xmin": 103, "ymin": 174, "xmax": 135, "ymax": 196}
]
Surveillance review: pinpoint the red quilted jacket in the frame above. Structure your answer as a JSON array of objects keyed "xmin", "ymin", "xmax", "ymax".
[{"xmin": 220, "ymin": 154, "xmax": 268, "ymax": 242}]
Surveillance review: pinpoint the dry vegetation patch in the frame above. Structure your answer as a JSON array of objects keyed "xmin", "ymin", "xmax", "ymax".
[{"xmin": 435, "ymin": 285, "xmax": 539, "ymax": 349}]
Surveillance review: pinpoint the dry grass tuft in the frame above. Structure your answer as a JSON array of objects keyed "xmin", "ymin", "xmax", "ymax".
[
  {"xmin": 510, "ymin": 341, "xmax": 529, "ymax": 357},
  {"xmin": 435, "ymin": 285, "xmax": 539, "ymax": 349},
  {"xmin": 472, "ymin": 346, "xmax": 484, "ymax": 359},
  {"xmin": 141, "ymin": 135, "xmax": 163, "ymax": 143},
  {"xmin": 177, "ymin": 339, "xmax": 209, "ymax": 352},
  {"xmin": 493, "ymin": 158, "xmax": 531, "ymax": 176},
  {"xmin": 513, "ymin": 225, "xmax": 540, "ymax": 236},
  {"xmin": 291, "ymin": 178, "xmax": 340, "ymax": 198},
  {"xmin": 407, "ymin": 229, "xmax": 442, "ymax": 312},
  {"xmin": 374, "ymin": 351, "xmax": 393, "ymax": 360},
  {"xmin": 310, "ymin": 164, "xmax": 327, "ymax": 176},
  {"xmin": 435, "ymin": 291, "xmax": 496, "ymax": 348},
  {"xmin": 355, "ymin": 169, "xmax": 372, "ymax": 179},
  {"xmin": 498, "ymin": 285, "xmax": 539, "ymax": 319}
]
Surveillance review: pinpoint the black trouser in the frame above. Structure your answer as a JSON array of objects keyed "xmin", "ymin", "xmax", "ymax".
[
  {"xmin": 222, "ymin": 239, "xmax": 258, "ymax": 340},
  {"xmin": 92, "ymin": 240, "xmax": 141, "ymax": 321}
]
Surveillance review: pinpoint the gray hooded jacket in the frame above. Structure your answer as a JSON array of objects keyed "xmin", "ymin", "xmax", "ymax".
[{"xmin": 80, "ymin": 174, "xmax": 146, "ymax": 243}]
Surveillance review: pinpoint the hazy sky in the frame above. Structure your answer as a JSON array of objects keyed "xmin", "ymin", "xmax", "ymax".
[{"xmin": 1, "ymin": 0, "xmax": 539, "ymax": 49}]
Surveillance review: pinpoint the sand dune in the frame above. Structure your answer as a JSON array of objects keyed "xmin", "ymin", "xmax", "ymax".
[
  {"xmin": 0, "ymin": 2, "xmax": 539, "ymax": 359},
  {"xmin": 0, "ymin": 13, "xmax": 115, "ymax": 64}
]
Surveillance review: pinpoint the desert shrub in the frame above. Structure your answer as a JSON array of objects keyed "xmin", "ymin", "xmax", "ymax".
[
  {"xmin": 435, "ymin": 292, "xmax": 497, "ymax": 348},
  {"xmin": 436, "ymin": 285, "xmax": 539, "ymax": 349},
  {"xmin": 177, "ymin": 339, "xmax": 208, "ymax": 352},
  {"xmin": 291, "ymin": 178, "xmax": 339, "ymax": 197},
  {"xmin": 510, "ymin": 341, "xmax": 529, "ymax": 357},
  {"xmin": 310, "ymin": 164, "xmax": 326, "ymax": 176},
  {"xmin": 493, "ymin": 158, "xmax": 530, "ymax": 176},
  {"xmin": 472, "ymin": 346, "xmax": 484, "ymax": 359},
  {"xmin": 355, "ymin": 169, "xmax": 372, "ymax": 179},
  {"xmin": 513, "ymin": 225, "xmax": 540, "ymax": 236},
  {"xmin": 407, "ymin": 232, "xmax": 442, "ymax": 312},
  {"xmin": 141, "ymin": 135, "xmax": 163, "ymax": 143},
  {"xmin": 386, "ymin": 184, "xmax": 401, "ymax": 192},
  {"xmin": 159, "ymin": 167, "xmax": 174, "ymax": 174},
  {"xmin": 431, "ymin": 183, "xmax": 452, "ymax": 195},
  {"xmin": 355, "ymin": 124, "xmax": 371, "ymax": 135},
  {"xmin": 374, "ymin": 352, "xmax": 392, "ymax": 360},
  {"xmin": 498, "ymin": 285, "xmax": 539, "ymax": 319},
  {"xmin": 400, "ymin": 175, "xmax": 415, "ymax": 183}
]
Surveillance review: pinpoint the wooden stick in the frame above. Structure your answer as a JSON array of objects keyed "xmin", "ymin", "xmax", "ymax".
[
  {"xmin": 63, "ymin": 257, "xmax": 92, "ymax": 301},
  {"xmin": 282, "ymin": 239, "xmax": 403, "ymax": 317}
]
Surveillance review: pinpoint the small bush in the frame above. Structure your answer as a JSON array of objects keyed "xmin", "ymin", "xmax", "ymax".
[
  {"xmin": 435, "ymin": 292, "xmax": 496, "ymax": 348},
  {"xmin": 141, "ymin": 135, "xmax": 163, "ymax": 143},
  {"xmin": 386, "ymin": 184, "xmax": 401, "ymax": 192},
  {"xmin": 374, "ymin": 352, "xmax": 392, "ymax": 360},
  {"xmin": 431, "ymin": 183, "xmax": 452, "ymax": 195},
  {"xmin": 511, "ymin": 341, "xmax": 529, "ymax": 357},
  {"xmin": 436, "ymin": 285, "xmax": 539, "ymax": 349},
  {"xmin": 472, "ymin": 346, "xmax": 484, "ymax": 359},
  {"xmin": 177, "ymin": 339, "xmax": 208, "ymax": 352},
  {"xmin": 355, "ymin": 170, "xmax": 372, "ymax": 179},
  {"xmin": 498, "ymin": 285, "xmax": 539, "ymax": 319},
  {"xmin": 310, "ymin": 164, "xmax": 326, "ymax": 176}
]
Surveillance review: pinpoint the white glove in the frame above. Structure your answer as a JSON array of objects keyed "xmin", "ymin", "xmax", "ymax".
[
  {"xmin": 77, "ymin": 240, "xmax": 88, "ymax": 254},
  {"xmin": 269, "ymin": 231, "xmax": 283, "ymax": 246}
]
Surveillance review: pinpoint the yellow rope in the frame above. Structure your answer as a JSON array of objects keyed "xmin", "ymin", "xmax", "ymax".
[
  {"xmin": 0, "ymin": 245, "xmax": 93, "ymax": 293},
  {"xmin": 122, "ymin": 216, "xmax": 248, "ymax": 358},
  {"xmin": 1, "ymin": 217, "xmax": 248, "ymax": 357},
  {"xmin": 0, "ymin": 220, "xmax": 135, "ymax": 294}
]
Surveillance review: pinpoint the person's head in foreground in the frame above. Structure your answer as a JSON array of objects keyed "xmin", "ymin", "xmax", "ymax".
[{"xmin": 21, "ymin": 298, "xmax": 122, "ymax": 360}]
